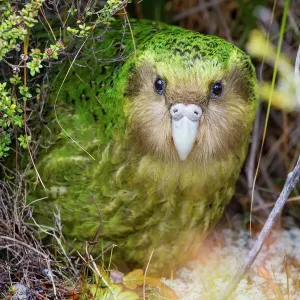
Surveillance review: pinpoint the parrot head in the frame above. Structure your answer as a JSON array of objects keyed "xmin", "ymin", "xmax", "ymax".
[{"xmin": 125, "ymin": 30, "xmax": 257, "ymax": 164}]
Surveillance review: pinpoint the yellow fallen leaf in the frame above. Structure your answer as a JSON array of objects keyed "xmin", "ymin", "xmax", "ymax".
[
  {"xmin": 123, "ymin": 269, "xmax": 177, "ymax": 299},
  {"xmin": 117, "ymin": 291, "xmax": 139, "ymax": 300},
  {"xmin": 123, "ymin": 269, "xmax": 144, "ymax": 289}
]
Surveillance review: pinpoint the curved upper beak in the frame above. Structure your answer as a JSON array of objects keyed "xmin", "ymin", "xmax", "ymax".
[{"xmin": 170, "ymin": 103, "xmax": 202, "ymax": 160}]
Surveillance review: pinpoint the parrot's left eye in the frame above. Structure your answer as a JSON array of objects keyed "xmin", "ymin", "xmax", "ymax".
[
  {"xmin": 154, "ymin": 76, "xmax": 166, "ymax": 95},
  {"xmin": 210, "ymin": 81, "xmax": 224, "ymax": 99}
]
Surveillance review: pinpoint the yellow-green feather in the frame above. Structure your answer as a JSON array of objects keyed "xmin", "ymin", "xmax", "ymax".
[{"xmin": 28, "ymin": 20, "xmax": 257, "ymax": 274}]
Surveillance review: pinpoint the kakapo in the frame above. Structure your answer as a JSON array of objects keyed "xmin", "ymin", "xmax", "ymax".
[{"xmin": 30, "ymin": 20, "xmax": 257, "ymax": 274}]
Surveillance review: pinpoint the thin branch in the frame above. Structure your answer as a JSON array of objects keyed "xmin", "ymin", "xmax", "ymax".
[{"xmin": 217, "ymin": 155, "xmax": 300, "ymax": 300}]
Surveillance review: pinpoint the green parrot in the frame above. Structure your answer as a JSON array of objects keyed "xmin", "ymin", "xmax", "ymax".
[{"xmin": 29, "ymin": 20, "xmax": 257, "ymax": 275}]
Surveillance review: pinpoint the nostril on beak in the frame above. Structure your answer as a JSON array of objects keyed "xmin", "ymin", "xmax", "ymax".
[{"xmin": 170, "ymin": 104, "xmax": 187, "ymax": 121}]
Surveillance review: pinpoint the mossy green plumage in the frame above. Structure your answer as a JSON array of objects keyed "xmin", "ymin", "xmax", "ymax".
[{"xmin": 29, "ymin": 20, "xmax": 257, "ymax": 274}]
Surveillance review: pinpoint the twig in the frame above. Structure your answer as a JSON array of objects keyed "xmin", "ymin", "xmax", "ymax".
[
  {"xmin": 30, "ymin": 215, "xmax": 79, "ymax": 276},
  {"xmin": 0, "ymin": 235, "xmax": 58, "ymax": 298},
  {"xmin": 0, "ymin": 235, "xmax": 49, "ymax": 259},
  {"xmin": 217, "ymin": 155, "xmax": 300, "ymax": 300}
]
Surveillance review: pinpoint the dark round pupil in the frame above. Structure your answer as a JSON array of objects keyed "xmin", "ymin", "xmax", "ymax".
[
  {"xmin": 154, "ymin": 77, "xmax": 165, "ymax": 95},
  {"xmin": 212, "ymin": 82, "xmax": 223, "ymax": 96}
]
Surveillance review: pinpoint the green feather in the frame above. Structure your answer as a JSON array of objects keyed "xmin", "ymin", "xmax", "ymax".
[{"xmin": 28, "ymin": 20, "xmax": 257, "ymax": 275}]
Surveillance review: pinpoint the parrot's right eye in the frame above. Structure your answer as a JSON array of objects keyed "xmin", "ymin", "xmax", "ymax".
[
  {"xmin": 210, "ymin": 80, "xmax": 224, "ymax": 99},
  {"xmin": 154, "ymin": 76, "xmax": 166, "ymax": 95}
]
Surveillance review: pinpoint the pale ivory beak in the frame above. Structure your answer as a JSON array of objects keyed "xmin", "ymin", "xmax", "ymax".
[{"xmin": 170, "ymin": 103, "xmax": 202, "ymax": 160}]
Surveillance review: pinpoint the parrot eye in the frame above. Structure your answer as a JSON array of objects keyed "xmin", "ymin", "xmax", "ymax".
[
  {"xmin": 210, "ymin": 81, "xmax": 224, "ymax": 98},
  {"xmin": 154, "ymin": 76, "xmax": 166, "ymax": 95}
]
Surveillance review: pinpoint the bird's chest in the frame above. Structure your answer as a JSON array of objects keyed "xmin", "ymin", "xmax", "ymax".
[{"xmin": 113, "ymin": 155, "xmax": 239, "ymax": 230}]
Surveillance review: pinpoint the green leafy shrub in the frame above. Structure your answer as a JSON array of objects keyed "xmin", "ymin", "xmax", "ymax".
[{"xmin": 0, "ymin": 0, "xmax": 130, "ymax": 159}]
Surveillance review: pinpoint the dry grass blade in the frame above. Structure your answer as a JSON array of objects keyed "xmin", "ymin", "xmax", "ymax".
[
  {"xmin": 0, "ymin": 180, "xmax": 72, "ymax": 298},
  {"xmin": 143, "ymin": 249, "xmax": 154, "ymax": 300},
  {"xmin": 295, "ymin": 45, "xmax": 300, "ymax": 108}
]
